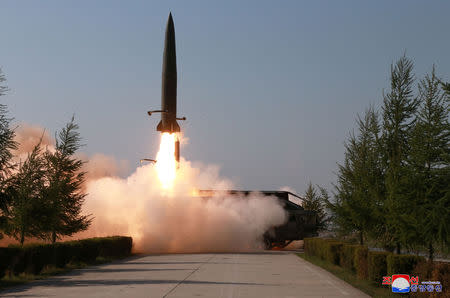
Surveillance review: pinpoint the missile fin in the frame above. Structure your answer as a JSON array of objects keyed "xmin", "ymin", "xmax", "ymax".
[{"xmin": 157, "ymin": 120, "xmax": 163, "ymax": 131}]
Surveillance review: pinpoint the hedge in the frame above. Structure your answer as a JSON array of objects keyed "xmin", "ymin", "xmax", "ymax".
[
  {"xmin": 355, "ymin": 246, "xmax": 369, "ymax": 280},
  {"xmin": 304, "ymin": 237, "xmax": 320, "ymax": 257},
  {"xmin": 387, "ymin": 254, "xmax": 425, "ymax": 276},
  {"xmin": 324, "ymin": 241, "xmax": 344, "ymax": 265},
  {"xmin": 303, "ymin": 237, "xmax": 447, "ymax": 293},
  {"xmin": 0, "ymin": 236, "xmax": 132, "ymax": 278},
  {"xmin": 340, "ymin": 244, "xmax": 362, "ymax": 272},
  {"xmin": 304, "ymin": 238, "xmax": 342, "ymax": 263},
  {"xmin": 368, "ymin": 251, "xmax": 391, "ymax": 283}
]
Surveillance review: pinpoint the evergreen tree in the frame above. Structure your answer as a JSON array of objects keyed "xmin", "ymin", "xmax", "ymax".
[
  {"xmin": 43, "ymin": 117, "xmax": 91, "ymax": 243},
  {"xmin": 325, "ymin": 107, "xmax": 384, "ymax": 245},
  {"xmin": 408, "ymin": 68, "xmax": 450, "ymax": 260},
  {"xmin": 302, "ymin": 182, "xmax": 327, "ymax": 230},
  {"xmin": 5, "ymin": 143, "xmax": 47, "ymax": 245},
  {"xmin": 0, "ymin": 68, "xmax": 18, "ymax": 239},
  {"xmin": 381, "ymin": 55, "xmax": 418, "ymax": 253}
]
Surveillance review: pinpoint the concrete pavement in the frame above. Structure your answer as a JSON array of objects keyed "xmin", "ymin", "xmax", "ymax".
[{"xmin": 1, "ymin": 251, "xmax": 369, "ymax": 298}]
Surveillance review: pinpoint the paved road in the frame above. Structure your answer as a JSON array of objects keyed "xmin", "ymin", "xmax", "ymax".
[{"xmin": 1, "ymin": 252, "xmax": 369, "ymax": 298}]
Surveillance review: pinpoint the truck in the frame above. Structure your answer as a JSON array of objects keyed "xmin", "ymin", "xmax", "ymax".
[{"xmin": 196, "ymin": 190, "xmax": 319, "ymax": 249}]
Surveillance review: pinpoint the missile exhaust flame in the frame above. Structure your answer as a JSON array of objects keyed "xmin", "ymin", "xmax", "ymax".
[{"xmin": 155, "ymin": 132, "xmax": 177, "ymax": 189}]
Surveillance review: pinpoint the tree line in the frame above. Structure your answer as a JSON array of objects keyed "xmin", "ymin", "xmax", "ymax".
[
  {"xmin": 307, "ymin": 56, "xmax": 450, "ymax": 261},
  {"xmin": 0, "ymin": 68, "xmax": 91, "ymax": 245}
]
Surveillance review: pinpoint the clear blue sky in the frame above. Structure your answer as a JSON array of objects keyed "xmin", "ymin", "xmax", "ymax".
[{"xmin": 1, "ymin": 0, "xmax": 449, "ymax": 194}]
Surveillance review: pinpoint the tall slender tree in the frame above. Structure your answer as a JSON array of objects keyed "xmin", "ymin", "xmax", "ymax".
[
  {"xmin": 302, "ymin": 182, "xmax": 327, "ymax": 230},
  {"xmin": 326, "ymin": 107, "xmax": 384, "ymax": 245},
  {"xmin": 381, "ymin": 55, "xmax": 418, "ymax": 253},
  {"xmin": 408, "ymin": 68, "xmax": 450, "ymax": 260},
  {"xmin": 5, "ymin": 142, "xmax": 47, "ymax": 245},
  {"xmin": 43, "ymin": 117, "xmax": 91, "ymax": 243}
]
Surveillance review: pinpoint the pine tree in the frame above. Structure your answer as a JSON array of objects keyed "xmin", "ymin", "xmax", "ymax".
[
  {"xmin": 381, "ymin": 55, "xmax": 418, "ymax": 253},
  {"xmin": 43, "ymin": 117, "xmax": 91, "ymax": 243},
  {"xmin": 302, "ymin": 182, "xmax": 327, "ymax": 230},
  {"xmin": 408, "ymin": 68, "xmax": 450, "ymax": 260},
  {"xmin": 326, "ymin": 107, "xmax": 384, "ymax": 245},
  {"xmin": 0, "ymin": 68, "xmax": 18, "ymax": 239},
  {"xmin": 5, "ymin": 143, "xmax": 47, "ymax": 245}
]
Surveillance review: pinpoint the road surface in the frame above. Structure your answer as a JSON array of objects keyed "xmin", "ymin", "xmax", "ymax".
[{"xmin": 1, "ymin": 251, "xmax": 369, "ymax": 297}]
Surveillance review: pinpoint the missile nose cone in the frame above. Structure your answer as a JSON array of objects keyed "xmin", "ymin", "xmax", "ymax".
[{"xmin": 168, "ymin": 12, "xmax": 174, "ymax": 26}]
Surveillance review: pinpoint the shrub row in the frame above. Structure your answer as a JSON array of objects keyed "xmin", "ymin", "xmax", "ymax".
[
  {"xmin": 0, "ymin": 236, "xmax": 132, "ymax": 278},
  {"xmin": 304, "ymin": 238, "xmax": 344, "ymax": 265},
  {"xmin": 304, "ymin": 238, "xmax": 427, "ymax": 284}
]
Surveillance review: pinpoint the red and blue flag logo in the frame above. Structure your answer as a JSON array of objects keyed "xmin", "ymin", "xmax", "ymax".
[{"xmin": 391, "ymin": 274, "xmax": 410, "ymax": 293}]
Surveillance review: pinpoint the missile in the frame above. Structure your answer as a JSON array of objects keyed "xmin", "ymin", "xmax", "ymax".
[{"xmin": 147, "ymin": 13, "xmax": 185, "ymax": 164}]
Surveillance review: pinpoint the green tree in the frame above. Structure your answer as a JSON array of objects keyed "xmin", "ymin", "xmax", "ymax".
[
  {"xmin": 408, "ymin": 68, "xmax": 450, "ymax": 260},
  {"xmin": 0, "ymin": 68, "xmax": 18, "ymax": 239},
  {"xmin": 325, "ymin": 107, "xmax": 384, "ymax": 245},
  {"xmin": 43, "ymin": 117, "xmax": 91, "ymax": 243},
  {"xmin": 5, "ymin": 142, "xmax": 47, "ymax": 245},
  {"xmin": 381, "ymin": 55, "xmax": 418, "ymax": 253},
  {"xmin": 302, "ymin": 182, "xmax": 327, "ymax": 230}
]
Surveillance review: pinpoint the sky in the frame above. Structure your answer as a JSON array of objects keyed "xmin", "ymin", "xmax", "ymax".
[{"xmin": 1, "ymin": 0, "xmax": 449, "ymax": 195}]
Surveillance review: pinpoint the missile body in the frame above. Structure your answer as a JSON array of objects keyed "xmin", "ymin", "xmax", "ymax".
[
  {"xmin": 157, "ymin": 12, "xmax": 180, "ymax": 133},
  {"xmin": 147, "ymin": 13, "xmax": 184, "ymax": 164}
]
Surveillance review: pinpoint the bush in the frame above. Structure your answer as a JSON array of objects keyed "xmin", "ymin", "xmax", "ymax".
[
  {"xmin": 354, "ymin": 246, "xmax": 369, "ymax": 280},
  {"xmin": 340, "ymin": 244, "xmax": 362, "ymax": 272},
  {"xmin": 23, "ymin": 243, "xmax": 55, "ymax": 274},
  {"xmin": 304, "ymin": 237, "xmax": 326, "ymax": 257},
  {"xmin": 316, "ymin": 238, "xmax": 334, "ymax": 260},
  {"xmin": 304, "ymin": 237, "xmax": 321, "ymax": 257},
  {"xmin": 0, "ymin": 236, "xmax": 132, "ymax": 277},
  {"xmin": 386, "ymin": 254, "xmax": 425, "ymax": 276},
  {"xmin": 78, "ymin": 238, "xmax": 101, "ymax": 263},
  {"xmin": 324, "ymin": 241, "xmax": 344, "ymax": 265},
  {"xmin": 0, "ymin": 247, "xmax": 20, "ymax": 278},
  {"xmin": 98, "ymin": 236, "xmax": 132, "ymax": 258},
  {"xmin": 304, "ymin": 238, "xmax": 314, "ymax": 256},
  {"xmin": 368, "ymin": 251, "xmax": 391, "ymax": 283}
]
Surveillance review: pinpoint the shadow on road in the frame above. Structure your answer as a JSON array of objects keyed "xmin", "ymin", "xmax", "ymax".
[{"xmin": 1, "ymin": 278, "xmax": 277, "ymax": 296}]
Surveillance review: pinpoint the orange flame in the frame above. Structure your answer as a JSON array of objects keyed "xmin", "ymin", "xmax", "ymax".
[{"xmin": 155, "ymin": 133, "xmax": 177, "ymax": 189}]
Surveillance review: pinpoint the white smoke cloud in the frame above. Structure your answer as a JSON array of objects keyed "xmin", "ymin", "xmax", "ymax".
[{"xmin": 80, "ymin": 158, "xmax": 287, "ymax": 253}]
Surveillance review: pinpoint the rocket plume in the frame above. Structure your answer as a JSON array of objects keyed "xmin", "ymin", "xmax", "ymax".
[{"xmin": 155, "ymin": 133, "xmax": 177, "ymax": 189}]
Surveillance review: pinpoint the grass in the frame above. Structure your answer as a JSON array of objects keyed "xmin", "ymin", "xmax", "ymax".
[
  {"xmin": 0, "ymin": 257, "xmax": 114, "ymax": 291},
  {"xmin": 297, "ymin": 252, "xmax": 396, "ymax": 298}
]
